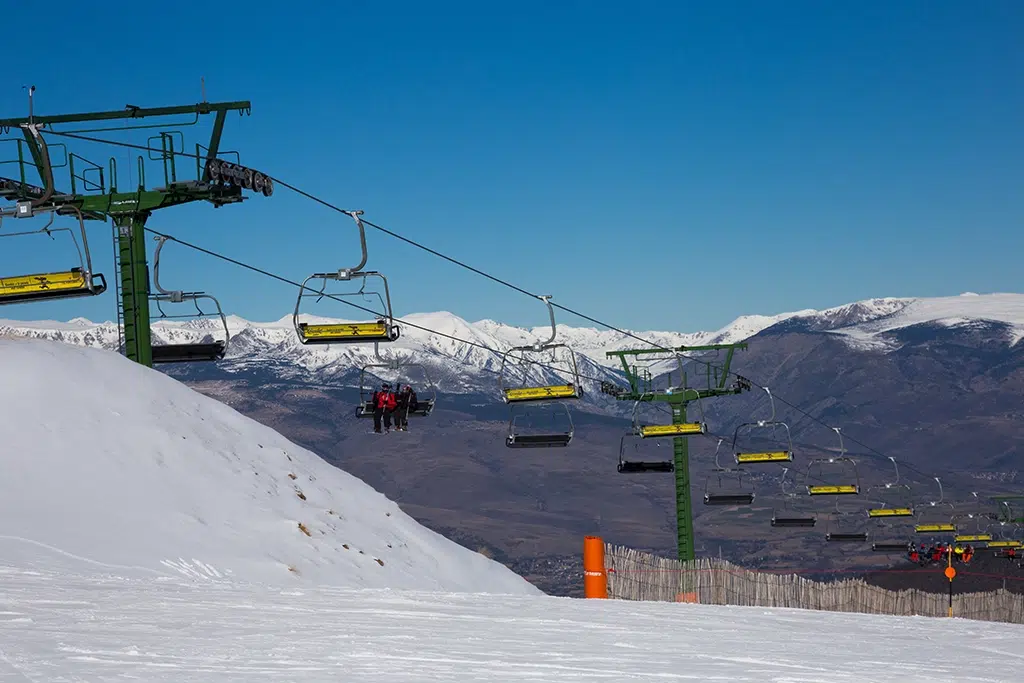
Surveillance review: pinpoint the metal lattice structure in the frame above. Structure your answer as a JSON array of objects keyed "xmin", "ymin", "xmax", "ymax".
[
  {"xmin": 0, "ymin": 87, "xmax": 268, "ymax": 367},
  {"xmin": 603, "ymin": 343, "xmax": 750, "ymax": 561}
]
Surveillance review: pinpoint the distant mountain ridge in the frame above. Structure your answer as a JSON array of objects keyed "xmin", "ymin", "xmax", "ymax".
[{"xmin": 1, "ymin": 292, "xmax": 1020, "ymax": 399}]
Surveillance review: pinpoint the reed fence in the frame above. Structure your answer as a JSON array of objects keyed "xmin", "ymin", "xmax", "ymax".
[{"xmin": 604, "ymin": 544, "xmax": 1024, "ymax": 625}]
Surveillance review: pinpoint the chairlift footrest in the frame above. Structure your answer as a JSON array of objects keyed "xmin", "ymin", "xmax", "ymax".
[
  {"xmin": 704, "ymin": 494, "xmax": 754, "ymax": 506},
  {"xmin": 872, "ymin": 542, "xmax": 912, "ymax": 552},
  {"xmin": 151, "ymin": 342, "xmax": 226, "ymax": 364},
  {"xmin": 771, "ymin": 517, "xmax": 816, "ymax": 527},
  {"xmin": 506, "ymin": 434, "xmax": 572, "ymax": 448},
  {"xmin": 618, "ymin": 460, "xmax": 674, "ymax": 474}
]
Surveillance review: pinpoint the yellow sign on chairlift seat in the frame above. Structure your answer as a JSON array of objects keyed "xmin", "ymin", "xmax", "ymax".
[
  {"xmin": 0, "ymin": 268, "xmax": 90, "ymax": 297},
  {"xmin": 299, "ymin": 321, "xmax": 391, "ymax": 341},
  {"xmin": 988, "ymin": 540, "xmax": 1022, "ymax": 548},
  {"xmin": 638, "ymin": 422, "xmax": 706, "ymax": 438},
  {"xmin": 504, "ymin": 384, "xmax": 578, "ymax": 402},
  {"xmin": 915, "ymin": 523, "xmax": 956, "ymax": 533},
  {"xmin": 868, "ymin": 507, "xmax": 914, "ymax": 517},
  {"xmin": 736, "ymin": 450, "xmax": 792, "ymax": 464},
  {"xmin": 954, "ymin": 534, "xmax": 992, "ymax": 543},
  {"xmin": 807, "ymin": 484, "xmax": 859, "ymax": 495}
]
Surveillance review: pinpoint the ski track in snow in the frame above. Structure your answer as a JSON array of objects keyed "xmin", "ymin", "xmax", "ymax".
[{"xmin": 0, "ymin": 566, "xmax": 1022, "ymax": 682}]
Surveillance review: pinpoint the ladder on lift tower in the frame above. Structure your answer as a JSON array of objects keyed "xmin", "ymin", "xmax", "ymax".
[{"xmin": 111, "ymin": 224, "xmax": 126, "ymax": 356}]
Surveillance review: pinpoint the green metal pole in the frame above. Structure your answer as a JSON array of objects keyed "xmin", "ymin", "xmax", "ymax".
[
  {"xmin": 115, "ymin": 212, "xmax": 153, "ymax": 367},
  {"xmin": 672, "ymin": 401, "xmax": 696, "ymax": 562}
]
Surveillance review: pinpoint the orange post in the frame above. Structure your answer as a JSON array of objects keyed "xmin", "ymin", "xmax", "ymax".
[
  {"xmin": 583, "ymin": 535, "xmax": 608, "ymax": 598},
  {"xmin": 946, "ymin": 547, "xmax": 955, "ymax": 617}
]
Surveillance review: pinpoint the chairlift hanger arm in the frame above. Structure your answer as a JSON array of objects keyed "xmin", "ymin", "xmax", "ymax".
[
  {"xmin": 147, "ymin": 233, "xmax": 231, "ymax": 361},
  {"xmin": 330, "ymin": 210, "xmax": 368, "ymax": 278},
  {"xmin": 533, "ymin": 295, "xmax": 557, "ymax": 350}
]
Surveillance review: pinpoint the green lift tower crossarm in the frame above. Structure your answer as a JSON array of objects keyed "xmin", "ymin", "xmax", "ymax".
[{"xmin": 604, "ymin": 343, "xmax": 751, "ymax": 562}]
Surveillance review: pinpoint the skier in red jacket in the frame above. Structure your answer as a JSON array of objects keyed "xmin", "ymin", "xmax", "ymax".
[{"xmin": 371, "ymin": 383, "xmax": 397, "ymax": 434}]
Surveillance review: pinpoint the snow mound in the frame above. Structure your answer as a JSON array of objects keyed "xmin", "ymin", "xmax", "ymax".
[{"xmin": 0, "ymin": 338, "xmax": 540, "ymax": 595}]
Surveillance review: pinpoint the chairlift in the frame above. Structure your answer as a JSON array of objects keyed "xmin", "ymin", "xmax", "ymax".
[
  {"xmin": 988, "ymin": 522, "xmax": 1023, "ymax": 550},
  {"xmin": 732, "ymin": 387, "xmax": 794, "ymax": 465},
  {"xmin": 356, "ymin": 342, "xmax": 437, "ymax": 419},
  {"xmin": 806, "ymin": 428, "xmax": 860, "ymax": 495},
  {"xmin": 951, "ymin": 496, "xmax": 999, "ymax": 543},
  {"xmin": 865, "ymin": 460, "xmax": 917, "ymax": 550},
  {"xmin": 505, "ymin": 403, "xmax": 574, "ymax": 449},
  {"xmin": 987, "ymin": 520, "xmax": 1024, "ymax": 550},
  {"xmin": 148, "ymin": 235, "xmax": 230, "ymax": 363},
  {"xmin": 865, "ymin": 457, "xmax": 914, "ymax": 518},
  {"xmin": 293, "ymin": 210, "xmax": 400, "ymax": 345},
  {"xmin": 825, "ymin": 501, "xmax": 868, "ymax": 542},
  {"xmin": 0, "ymin": 204, "xmax": 106, "ymax": 304},
  {"xmin": 500, "ymin": 295, "xmax": 581, "ymax": 449},
  {"xmin": 498, "ymin": 295, "xmax": 582, "ymax": 404},
  {"xmin": 631, "ymin": 392, "xmax": 707, "ymax": 439},
  {"xmin": 704, "ymin": 439, "xmax": 755, "ymax": 505},
  {"xmin": 914, "ymin": 477, "xmax": 957, "ymax": 534},
  {"xmin": 771, "ymin": 467, "xmax": 817, "ymax": 527},
  {"xmin": 617, "ymin": 431, "xmax": 674, "ymax": 474}
]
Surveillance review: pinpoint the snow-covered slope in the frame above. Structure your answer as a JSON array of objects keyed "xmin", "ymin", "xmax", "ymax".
[
  {"xmin": 1, "ymin": 292, "xmax": 1020, "ymax": 395},
  {"xmin": 0, "ymin": 565, "xmax": 1020, "ymax": 681},
  {"xmin": 0, "ymin": 337, "xmax": 539, "ymax": 594},
  {"xmin": 825, "ymin": 293, "xmax": 1024, "ymax": 346}
]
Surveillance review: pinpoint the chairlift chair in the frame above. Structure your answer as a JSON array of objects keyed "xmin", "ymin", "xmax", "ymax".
[
  {"xmin": 866, "ymin": 457, "xmax": 915, "ymax": 518},
  {"xmin": 356, "ymin": 342, "xmax": 437, "ymax": 419},
  {"xmin": 987, "ymin": 522, "xmax": 1023, "ymax": 550},
  {"xmin": 771, "ymin": 467, "xmax": 817, "ymax": 527},
  {"xmin": 148, "ymin": 236, "xmax": 230, "ymax": 363},
  {"xmin": 0, "ymin": 204, "xmax": 107, "ymax": 304},
  {"xmin": 806, "ymin": 428, "xmax": 861, "ymax": 495},
  {"xmin": 732, "ymin": 387, "xmax": 794, "ymax": 465},
  {"xmin": 914, "ymin": 478, "xmax": 957, "ymax": 534},
  {"xmin": 293, "ymin": 210, "xmax": 401, "ymax": 345},
  {"xmin": 951, "ymin": 501, "xmax": 999, "ymax": 544},
  {"xmin": 987, "ymin": 520, "xmax": 1024, "ymax": 550},
  {"xmin": 865, "ymin": 459, "xmax": 917, "ymax": 550},
  {"xmin": 617, "ymin": 432, "xmax": 674, "ymax": 474},
  {"xmin": 498, "ymin": 295, "xmax": 582, "ymax": 404},
  {"xmin": 825, "ymin": 502, "xmax": 868, "ymax": 543},
  {"xmin": 500, "ymin": 295, "xmax": 581, "ymax": 448},
  {"xmin": 505, "ymin": 403, "xmax": 574, "ymax": 448},
  {"xmin": 704, "ymin": 439, "xmax": 755, "ymax": 505}
]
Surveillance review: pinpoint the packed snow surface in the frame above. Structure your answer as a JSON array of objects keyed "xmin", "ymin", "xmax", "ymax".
[
  {"xmin": 0, "ymin": 556, "xmax": 1021, "ymax": 682},
  {"xmin": 0, "ymin": 337, "xmax": 538, "ymax": 595}
]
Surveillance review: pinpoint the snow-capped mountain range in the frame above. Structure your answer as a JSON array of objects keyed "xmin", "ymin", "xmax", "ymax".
[{"xmin": 2, "ymin": 292, "xmax": 1021, "ymax": 399}]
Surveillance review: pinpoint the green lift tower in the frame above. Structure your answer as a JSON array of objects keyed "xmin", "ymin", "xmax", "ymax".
[
  {"xmin": 603, "ymin": 344, "xmax": 751, "ymax": 562},
  {"xmin": 0, "ymin": 87, "xmax": 268, "ymax": 367}
]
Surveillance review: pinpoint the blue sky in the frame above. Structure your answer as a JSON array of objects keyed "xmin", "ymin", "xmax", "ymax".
[{"xmin": 1, "ymin": 0, "xmax": 1020, "ymax": 333}]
